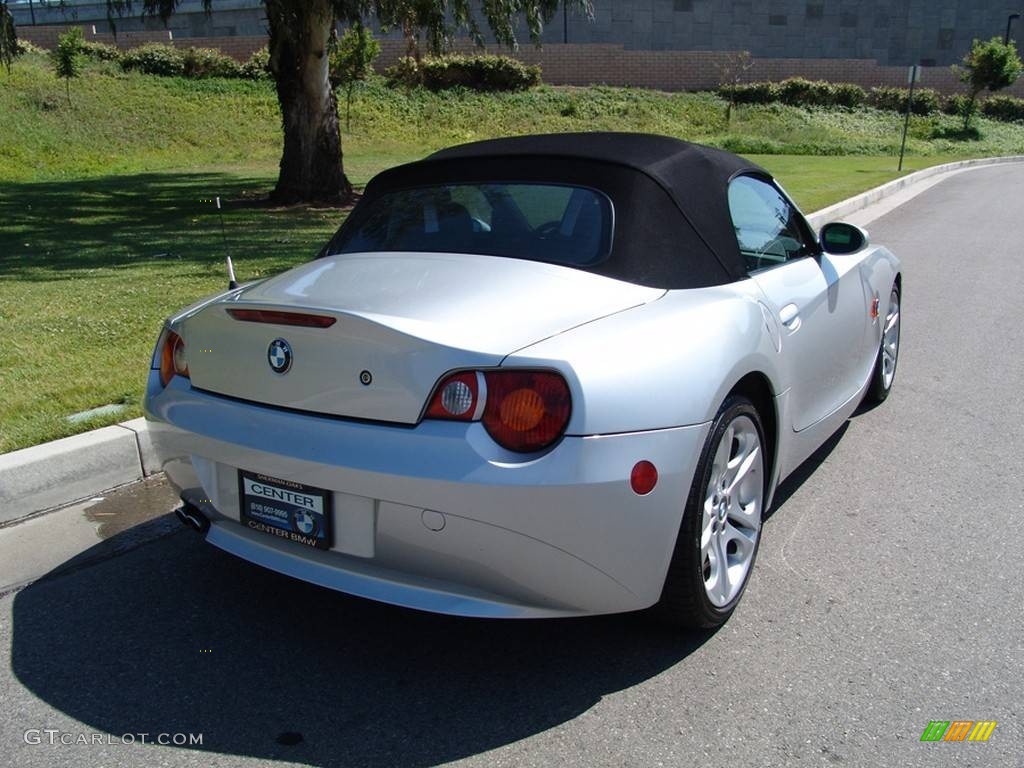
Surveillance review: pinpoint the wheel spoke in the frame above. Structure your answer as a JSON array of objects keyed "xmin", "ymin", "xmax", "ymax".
[
  {"xmin": 725, "ymin": 445, "xmax": 760, "ymax": 497},
  {"xmin": 884, "ymin": 310, "xmax": 899, "ymax": 334},
  {"xmin": 709, "ymin": 533, "xmax": 732, "ymax": 605},
  {"xmin": 728, "ymin": 495, "xmax": 760, "ymax": 529},
  {"xmin": 723, "ymin": 520, "xmax": 757, "ymax": 551},
  {"xmin": 701, "ymin": 501, "xmax": 715, "ymax": 552},
  {"xmin": 712, "ymin": 425, "xmax": 734, "ymax": 479}
]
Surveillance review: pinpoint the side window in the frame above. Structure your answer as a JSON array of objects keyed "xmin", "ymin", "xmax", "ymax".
[{"xmin": 727, "ymin": 175, "xmax": 815, "ymax": 273}]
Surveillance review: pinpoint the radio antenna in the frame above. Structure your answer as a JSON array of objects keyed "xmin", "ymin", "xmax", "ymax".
[{"xmin": 216, "ymin": 196, "xmax": 239, "ymax": 289}]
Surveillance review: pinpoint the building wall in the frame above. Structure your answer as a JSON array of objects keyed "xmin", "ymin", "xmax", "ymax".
[
  {"xmin": 12, "ymin": 0, "xmax": 1022, "ymax": 67},
  {"xmin": 14, "ymin": 3, "xmax": 1024, "ymax": 96},
  {"xmin": 559, "ymin": 0, "xmax": 1019, "ymax": 67}
]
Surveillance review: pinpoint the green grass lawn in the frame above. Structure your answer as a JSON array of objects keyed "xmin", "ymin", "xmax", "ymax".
[{"xmin": 2, "ymin": 53, "xmax": 1023, "ymax": 453}]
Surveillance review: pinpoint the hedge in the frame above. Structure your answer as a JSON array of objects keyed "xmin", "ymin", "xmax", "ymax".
[
  {"xmin": 80, "ymin": 40, "xmax": 122, "ymax": 62},
  {"xmin": 386, "ymin": 54, "xmax": 541, "ymax": 92},
  {"xmin": 120, "ymin": 44, "xmax": 185, "ymax": 76},
  {"xmin": 779, "ymin": 78, "xmax": 865, "ymax": 107},
  {"xmin": 181, "ymin": 46, "xmax": 241, "ymax": 78},
  {"xmin": 14, "ymin": 40, "xmax": 47, "ymax": 55},
  {"xmin": 867, "ymin": 86, "xmax": 941, "ymax": 116},
  {"xmin": 981, "ymin": 95, "xmax": 1024, "ymax": 122},
  {"xmin": 718, "ymin": 82, "xmax": 779, "ymax": 104},
  {"xmin": 239, "ymin": 47, "xmax": 271, "ymax": 80},
  {"xmin": 720, "ymin": 78, "xmax": 865, "ymax": 108}
]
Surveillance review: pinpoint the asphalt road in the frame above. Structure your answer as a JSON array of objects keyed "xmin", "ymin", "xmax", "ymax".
[{"xmin": 1, "ymin": 164, "xmax": 1022, "ymax": 768}]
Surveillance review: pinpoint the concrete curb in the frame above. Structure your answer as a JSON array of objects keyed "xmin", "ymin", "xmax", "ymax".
[
  {"xmin": 0, "ymin": 419, "xmax": 156, "ymax": 525},
  {"xmin": 3, "ymin": 154, "xmax": 1022, "ymax": 524},
  {"xmin": 804, "ymin": 154, "xmax": 1024, "ymax": 229}
]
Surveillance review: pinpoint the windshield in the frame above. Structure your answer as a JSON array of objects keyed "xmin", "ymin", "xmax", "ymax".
[{"xmin": 330, "ymin": 183, "xmax": 613, "ymax": 266}]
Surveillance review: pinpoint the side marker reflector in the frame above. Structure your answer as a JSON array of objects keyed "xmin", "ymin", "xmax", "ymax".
[{"xmin": 630, "ymin": 461, "xmax": 658, "ymax": 495}]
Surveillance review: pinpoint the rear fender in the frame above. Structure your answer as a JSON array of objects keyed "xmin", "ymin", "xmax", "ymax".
[{"xmin": 504, "ymin": 282, "xmax": 785, "ymax": 436}]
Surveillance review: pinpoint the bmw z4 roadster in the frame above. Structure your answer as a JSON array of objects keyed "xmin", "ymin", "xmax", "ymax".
[{"xmin": 145, "ymin": 133, "xmax": 901, "ymax": 628}]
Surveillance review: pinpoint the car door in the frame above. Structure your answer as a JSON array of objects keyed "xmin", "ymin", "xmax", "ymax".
[{"xmin": 727, "ymin": 174, "xmax": 867, "ymax": 432}]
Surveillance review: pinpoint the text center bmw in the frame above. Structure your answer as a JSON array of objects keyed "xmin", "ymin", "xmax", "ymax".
[{"xmin": 145, "ymin": 133, "xmax": 901, "ymax": 627}]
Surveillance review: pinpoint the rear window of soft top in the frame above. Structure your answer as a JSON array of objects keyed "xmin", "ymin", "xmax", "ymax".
[{"xmin": 329, "ymin": 182, "xmax": 613, "ymax": 266}]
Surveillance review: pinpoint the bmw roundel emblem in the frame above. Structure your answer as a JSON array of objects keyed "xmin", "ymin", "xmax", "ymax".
[
  {"xmin": 268, "ymin": 338, "xmax": 293, "ymax": 374},
  {"xmin": 293, "ymin": 510, "xmax": 318, "ymax": 536}
]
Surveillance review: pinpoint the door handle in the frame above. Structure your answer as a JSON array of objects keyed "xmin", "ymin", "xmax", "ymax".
[{"xmin": 779, "ymin": 303, "xmax": 801, "ymax": 332}]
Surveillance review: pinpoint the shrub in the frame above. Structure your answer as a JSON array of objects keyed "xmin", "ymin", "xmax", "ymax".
[
  {"xmin": 52, "ymin": 27, "xmax": 83, "ymax": 103},
  {"xmin": 943, "ymin": 93, "xmax": 970, "ymax": 115},
  {"xmin": 830, "ymin": 82, "xmax": 867, "ymax": 108},
  {"xmin": 778, "ymin": 78, "xmax": 866, "ymax": 108},
  {"xmin": 956, "ymin": 37, "xmax": 1023, "ymax": 128},
  {"xmin": 387, "ymin": 54, "xmax": 541, "ymax": 92},
  {"xmin": 384, "ymin": 56, "xmax": 420, "ymax": 87},
  {"xmin": 868, "ymin": 86, "xmax": 940, "ymax": 115},
  {"xmin": 15, "ymin": 39, "xmax": 47, "ymax": 55},
  {"xmin": 778, "ymin": 78, "xmax": 830, "ymax": 106},
  {"xmin": 80, "ymin": 40, "xmax": 121, "ymax": 62},
  {"xmin": 239, "ymin": 47, "xmax": 270, "ymax": 79},
  {"xmin": 181, "ymin": 46, "xmax": 241, "ymax": 78},
  {"xmin": 981, "ymin": 94, "xmax": 1024, "ymax": 122},
  {"xmin": 120, "ymin": 43, "xmax": 185, "ymax": 76},
  {"xmin": 720, "ymin": 79, "xmax": 864, "ymax": 108},
  {"xmin": 329, "ymin": 25, "xmax": 380, "ymax": 89},
  {"xmin": 718, "ymin": 81, "xmax": 779, "ymax": 104},
  {"xmin": 330, "ymin": 25, "xmax": 381, "ymax": 129}
]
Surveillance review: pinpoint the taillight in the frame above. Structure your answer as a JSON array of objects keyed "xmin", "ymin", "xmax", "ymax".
[
  {"xmin": 483, "ymin": 371, "xmax": 571, "ymax": 452},
  {"xmin": 425, "ymin": 371, "xmax": 483, "ymax": 421},
  {"xmin": 159, "ymin": 330, "xmax": 189, "ymax": 387},
  {"xmin": 424, "ymin": 369, "xmax": 572, "ymax": 453}
]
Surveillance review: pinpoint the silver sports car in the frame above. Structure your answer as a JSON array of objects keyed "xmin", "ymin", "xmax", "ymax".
[{"xmin": 145, "ymin": 133, "xmax": 901, "ymax": 628}]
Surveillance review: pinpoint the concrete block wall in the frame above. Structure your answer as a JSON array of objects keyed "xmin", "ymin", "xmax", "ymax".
[
  {"xmin": 13, "ymin": 1, "xmax": 1023, "ymax": 68},
  {"xmin": 17, "ymin": 26, "xmax": 1024, "ymax": 97}
]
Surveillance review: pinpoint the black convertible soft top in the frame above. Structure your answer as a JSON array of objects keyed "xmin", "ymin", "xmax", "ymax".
[{"xmin": 334, "ymin": 132, "xmax": 771, "ymax": 289}]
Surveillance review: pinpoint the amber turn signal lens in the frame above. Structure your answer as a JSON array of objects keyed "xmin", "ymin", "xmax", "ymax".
[
  {"xmin": 498, "ymin": 388, "xmax": 545, "ymax": 432},
  {"xmin": 159, "ymin": 330, "xmax": 189, "ymax": 387},
  {"xmin": 483, "ymin": 371, "xmax": 571, "ymax": 453}
]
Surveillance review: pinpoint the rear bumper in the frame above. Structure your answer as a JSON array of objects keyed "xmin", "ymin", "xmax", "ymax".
[{"xmin": 145, "ymin": 373, "xmax": 709, "ymax": 618}]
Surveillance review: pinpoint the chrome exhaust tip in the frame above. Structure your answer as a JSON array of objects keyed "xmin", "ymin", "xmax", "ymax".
[{"xmin": 175, "ymin": 503, "xmax": 210, "ymax": 534}]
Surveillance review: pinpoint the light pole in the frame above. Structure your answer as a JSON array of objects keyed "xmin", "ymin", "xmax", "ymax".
[
  {"xmin": 563, "ymin": 2, "xmax": 569, "ymax": 44},
  {"xmin": 1007, "ymin": 13, "xmax": 1021, "ymax": 45}
]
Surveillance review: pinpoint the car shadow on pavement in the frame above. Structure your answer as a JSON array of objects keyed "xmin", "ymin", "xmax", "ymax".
[
  {"xmin": 11, "ymin": 527, "xmax": 714, "ymax": 767},
  {"xmin": 764, "ymin": 421, "xmax": 849, "ymax": 520}
]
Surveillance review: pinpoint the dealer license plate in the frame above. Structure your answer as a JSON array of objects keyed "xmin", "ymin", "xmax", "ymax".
[{"xmin": 238, "ymin": 470, "xmax": 332, "ymax": 550}]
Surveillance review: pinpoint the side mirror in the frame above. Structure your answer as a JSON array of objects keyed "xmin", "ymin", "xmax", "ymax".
[{"xmin": 819, "ymin": 222, "xmax": 869, "ymax": 255}]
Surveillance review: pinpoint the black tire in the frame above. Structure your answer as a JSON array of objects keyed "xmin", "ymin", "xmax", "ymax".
[
  {"xmin": 864, "ymin": 284, "xmax": 901, "ymax": 404},
  {"xmin": 653, "ymin": 395, "xmax": 766, "ymax": 629}
]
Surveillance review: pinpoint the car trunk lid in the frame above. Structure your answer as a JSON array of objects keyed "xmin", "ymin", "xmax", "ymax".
[{"xmin": 181, "ymin": 252, "xmax": 662, "ymax": 423}]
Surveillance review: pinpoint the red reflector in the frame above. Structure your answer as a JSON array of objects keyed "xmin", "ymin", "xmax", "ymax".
[
  {"xmin": 630, "ymin": 461, "xmax": 658, "ymax": 495},
  {"xmin": 227, "ymin": 309, "xmax": 336, "ymax": 328}
]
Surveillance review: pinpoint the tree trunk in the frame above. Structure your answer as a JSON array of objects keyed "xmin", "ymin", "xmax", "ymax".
[{"xmin": 265, "ymin": 0, "xmax": 351, "ymax": 205}]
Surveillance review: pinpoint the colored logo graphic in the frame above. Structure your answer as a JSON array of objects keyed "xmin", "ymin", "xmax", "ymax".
[
  {"xmin": 268, "ymin": 338, "xmax": 293, "ymax": 374},
  {"xmin": 293, "ymin": 509, "xmax": 318, "ymax": 536},
  {"xmin": 920, "ymin": 721, "xmax": 997, "ymax": 742}
]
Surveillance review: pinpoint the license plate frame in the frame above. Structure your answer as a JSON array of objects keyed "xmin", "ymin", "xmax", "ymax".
[{"xmin": 238, "ymin": 470, "xmax": 332, "ymax": 551}]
